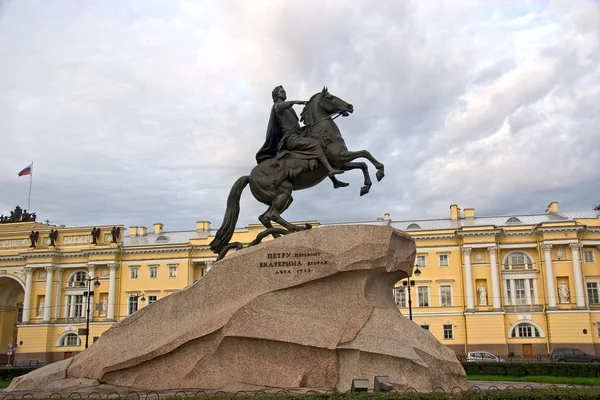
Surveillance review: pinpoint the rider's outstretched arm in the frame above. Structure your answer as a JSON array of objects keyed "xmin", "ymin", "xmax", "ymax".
[{"xmin": 274, "ymin": 100, "xmax": 307, "ymax": 113}]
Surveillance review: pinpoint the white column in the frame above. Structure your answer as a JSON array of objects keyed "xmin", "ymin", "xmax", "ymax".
[
  {"xmin": 189, "ymin": 262, "xmax": 195, "ymax": 285},
  {"xmin": 54, "ymin": 268, "xmax": 63, "ymax": 320},
  {"xmin": 69, "ymin": 295, "xmax": 75, "ymax": 318},
  {"xmin": 63, "ymin": 294, "xmax": 70, "ymax": 318},
  {"xmin": 463, "ymin": 247, "xmax": 475, "ymax": 311},
  {"xmin": 88, "ymin": 264, "xmax": 96, "ymax": 280},
  {"xmin": 532, "ymin": 278, "xmax": 539, "ymax": 304},
  {"xmin": 542, "ymin": 244, "xmax": 557, "ymax": 309},
  {"xmin": 510, "ymin": 279, "xmax": 517, "ymax": 306},
  {"xmin": 107, "ymin": 263, "xmax": 118, "ymax": 320},
  {"xmin": 43, "ymin": 266, "xmax": 55, "ymax": 322},
  {"xmin": 488, "ymin": 246, "xmax": 501, "ymax": 310},
  {"xmin": 206, "ymin": 260, "xmax": 214, "ymax": 272},
  {"xmin": 525, "ymin": 278, "xmax": 532, "ymax": 305},
  {"xmin": 570, "ymin": 243, "xmax": 586, "ymax": 308},
  {"xmin": 22, "ymin": 267, "xmax": 34, "ymax": 323}
]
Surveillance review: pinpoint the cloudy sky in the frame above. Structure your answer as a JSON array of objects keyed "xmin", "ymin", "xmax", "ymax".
[{"xmin": 1, "ymin": 0, "xmax": 599, "ymax": 231}]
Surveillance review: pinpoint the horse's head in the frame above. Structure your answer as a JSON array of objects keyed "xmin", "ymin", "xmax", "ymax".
[
  {"xmin": 318, "ymin": 86, "xmax": 353, "ymax": 117},
  {"xmin": 301, "ymin": 87, "xmax": 353, "ymax": 125}
]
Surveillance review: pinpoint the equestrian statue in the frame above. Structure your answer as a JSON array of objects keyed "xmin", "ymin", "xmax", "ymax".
[{"xmin": 210, "ymin": 86, "xmax": 385, "ymax": 260}]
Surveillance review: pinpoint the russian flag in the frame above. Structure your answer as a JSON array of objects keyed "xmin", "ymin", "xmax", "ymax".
[{"xmin": 18, "ymin": 164, "xmax": 32, "ymax": 177}]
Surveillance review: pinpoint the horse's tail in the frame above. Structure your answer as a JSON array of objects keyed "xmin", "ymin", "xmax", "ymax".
[{"xmin": 209, "ymin": 175, "xmax": 250, "ymax": 255}]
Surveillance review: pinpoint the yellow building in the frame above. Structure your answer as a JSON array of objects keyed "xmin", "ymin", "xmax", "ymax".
[{"xmin": 1, "ymin": 201, "xmax": 600, "ymax": 363}]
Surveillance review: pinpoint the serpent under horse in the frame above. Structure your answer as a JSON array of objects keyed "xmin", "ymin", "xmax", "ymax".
[{"xmin": 210, "ymin": 87, "xmax": 385, "ymax": 258}]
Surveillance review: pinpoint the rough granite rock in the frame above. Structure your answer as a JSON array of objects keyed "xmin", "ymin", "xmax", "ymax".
[{"xmin": 8, "ymin": 225, "xmax": 467, "ymax": 392}]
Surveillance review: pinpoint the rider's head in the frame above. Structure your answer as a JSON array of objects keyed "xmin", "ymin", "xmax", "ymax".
[{"xmin": 272, "ymin": 86, "xmax": 286, "ymax": 102}]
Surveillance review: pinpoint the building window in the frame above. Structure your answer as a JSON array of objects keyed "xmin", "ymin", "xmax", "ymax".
[
  {"xmin": 416, "ymin": 255, "xmax": 427, "ymax": 268},
  {"xmin": 438, "ymin": 254, "xmax": 449, "ymax": 267},
  {"xmin": 67, "ymin": 295, "xmax": 84, "ymax": 318},
  {"xmin": 587, "ymin": 282, "xmax": 599, "ymax": 304},
  {"xmin": 529, "ymin": 280, "xmax": 535, "ymax": 303},
  {"xmin": 503, "ymin": 252, "xmax": 533, "ymax": 270},
  {"xmin": 69, "ymin": 271, "xmax": 88, "ymax": 287},
  {"xmin": 510, "ymin": 322, "xmax": 541, "ymax": 338},
  {"xmin": 168, "ymin": 265, "xmax": 177, "ymax": 278},
  {"xmin": 149, "ymin": 266, "xmax": 158, "ymax": 279},
  {"xmin": 515, "ymin": 279, "xmax": 527, "ymax": 305},
  {"xmin": 443, "ymin": 324, "xmax": 453, "ymax": 339},
  {"xmin": 148, "ymin": 295, "xmax": 158, "ymax": 304},
  {"xmin": 440, "ymin": 285, "xmax": 452, "ymax": 306},
  {"xmin": 584, "ymin": 250, "xmax": 595, "ymax": 263},
  {"xmin": 130, "ymin": 267, "xmax": 139, "ymax": 279},
  {"xmin": 58, "ymin": 333, "xmax": 81, "ymax": 347},
  {"xmin": 395, "ymin": 286, "xmax": 406, "ymax": 308},
  {"xmin": 418, "ymin": 286, "xmax": 429, "ymax": 307},
  {"xmin": 128, "ymin": 296, "xmax": 139, "ymax": 315},
  {"xmin": 421, "ymin": 325, "xmax": 429, "ymax": 331},
  {"xmin": 506, "ymin": 280, "xmax": 512, "ymax": 305},
  {"xmin": 597, "ymin": 325, "xmax": 600, "ymax": 338}
]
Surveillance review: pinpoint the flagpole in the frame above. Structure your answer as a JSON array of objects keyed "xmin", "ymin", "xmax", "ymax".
[{"xmin": 27, "ymin": 161, "xmax": 33, "ymax": 211}]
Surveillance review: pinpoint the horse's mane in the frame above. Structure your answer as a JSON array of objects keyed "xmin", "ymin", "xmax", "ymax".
[{"xmin": 300, "ymin": 92, "xmax": 322, "ymax": 126}]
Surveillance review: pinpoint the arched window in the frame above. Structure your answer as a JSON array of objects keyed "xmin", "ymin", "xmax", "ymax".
[
  {"xmin": 67, "ymin": 270, "xmax": 88, "ymax": 287},
  {"xmin": 56, "ymin": 332, "xmax": 81, "ymax": 347},
  {"xmin": 509, "ymin": 322, "xmax": 543, "ymax": 338},
  {"xmin": 502, "ymin": 252, "xmax": 534, "ymax": 270},
  {"xmin": 156, "ymin": 235, "xmax": 169, "ymax": 242},
  {"xmin": 506, "ymin": 217, "xmax": 522, "ymax": 224},
  {"xmin": 407, "ymin": 223, "xmax": 421, "ymax": 230}
]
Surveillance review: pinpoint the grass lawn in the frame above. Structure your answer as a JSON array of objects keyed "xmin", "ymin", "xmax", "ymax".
[
  {"xmin": 468, "ymin": 374, "xmax": 600, "ymax": 386},
  {"xmin": 0, "ymin": 380, "xmax": 11, "ymax": 388}
]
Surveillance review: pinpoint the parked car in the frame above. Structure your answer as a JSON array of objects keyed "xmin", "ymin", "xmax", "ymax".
[
  {"xmin": 14, "ymin": 359, "xmax": 49, "ymax": 368},
  {"xmin": 465, "ymin": 351, "xmax": 505, "ymax": 362},
  {"xmin": 551, "ymin": 348, "xmax": 600, "ymax": 363}
]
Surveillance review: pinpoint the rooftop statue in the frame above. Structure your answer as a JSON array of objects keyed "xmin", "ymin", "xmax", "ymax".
[{"xmin": 210, "ymin": 86, "xmax": 385, "ymax": 259}]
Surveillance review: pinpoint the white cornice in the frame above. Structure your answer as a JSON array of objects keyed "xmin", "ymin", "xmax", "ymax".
[
  {"xmin": 457, "ymin": 229, "xmax": 502, "ymax": 237},
  {"xmin": 83, "ymin": 249, "xmax": 120, "ymax": 256},
  {"xmin": 542, "ymin": 239, "xmax": 578, "ymax": 245},
  {"xmin": 462, "ymin": 243, "xmax": 496, "ymax": 249},
  {"xmin": 121, "ymin": 258, "xmax": 189, "ymax": 265},
  {"xmin": 0, "ymin": 255, "xmax": 24, "ymax": 261},
  {"xmin": 581, "ymin": 240, "xmax": 600, "ymax": 246},
  {"xmin": 503, "ymin": 230, "xmax": 535, "ymax": 237},
  {"xmin": 122, "ymin": 247, "xmax": 193, "ymax": 255},
  {"xmin": 536, "ymin": 225, "xmax": 585, "ymax": 233},
  {"xmin": 413, "ymin": 234, "xmax": 455, "ymax": 240},
  {"xmin": 498, "ymin": 243, "xmax": 538, "ymax": 249}
]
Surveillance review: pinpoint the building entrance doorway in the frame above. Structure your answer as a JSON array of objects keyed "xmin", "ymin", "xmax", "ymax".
[
  {"xmin": 0, "ymin": 275, "xmax": 25, "ymax": 365},
  {"xmin": 522, "ymin": 344, "xmax": 533, "ymax": 357}
]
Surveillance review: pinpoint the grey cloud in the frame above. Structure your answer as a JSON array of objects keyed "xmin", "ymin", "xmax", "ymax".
[{"xmin": 0, "ymin": 0, "xmax": 598, "ymax": 232}]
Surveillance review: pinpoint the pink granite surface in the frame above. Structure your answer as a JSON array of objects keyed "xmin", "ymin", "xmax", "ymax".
[{"xmin": 8, "ymin": 225, "xmax": 467, "ymax": 392}]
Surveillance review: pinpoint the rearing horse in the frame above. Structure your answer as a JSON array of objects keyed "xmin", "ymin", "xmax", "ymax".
[{"xmin": 210, "ymin": 87, "xmax": 385, "ymax": 256}]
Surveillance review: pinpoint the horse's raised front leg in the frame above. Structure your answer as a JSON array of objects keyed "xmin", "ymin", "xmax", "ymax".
[
  {"xmin": 341, "ymin": 161, "xmax": 373, "ymax": 196},
  {"xmin": 339, "ymin": 150, "xmax": 385, "ymax": 182}
]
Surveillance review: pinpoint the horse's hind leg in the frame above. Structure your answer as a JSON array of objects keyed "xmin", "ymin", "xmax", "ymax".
[
  {"xmin": 341, "ymin": 161, "xmax": 372, "ymax": 196},
  {"xmin": 259, "ymin": 208, "xmax": 282, "ymax": 238},
  {"xmin": 340, "ymin": 150, "xmax": 385, "ymax": 181},
  {"xmin": 264, "ymin": 181, "xmax": 310, "ymax": 232}
]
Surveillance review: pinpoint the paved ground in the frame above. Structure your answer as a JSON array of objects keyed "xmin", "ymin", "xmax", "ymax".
[{"xmin": 0, "ymin": 380, "xmax": 598, "ymax": 397}]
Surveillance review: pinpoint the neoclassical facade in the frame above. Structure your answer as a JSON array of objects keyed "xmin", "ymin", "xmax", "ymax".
[{"xmin": 1, "ymin": 201, "xmax": 599, "ymax": 363}]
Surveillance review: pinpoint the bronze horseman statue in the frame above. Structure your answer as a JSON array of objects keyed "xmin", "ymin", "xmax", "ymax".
[{"xmin": 210, "ymin": 86, "xmax": 385, "ymax": 259}]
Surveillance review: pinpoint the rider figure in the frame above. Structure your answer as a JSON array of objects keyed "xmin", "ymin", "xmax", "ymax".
[{"xmin": 256, "ymin": 86, "xmax": 344, "ymax": 185}]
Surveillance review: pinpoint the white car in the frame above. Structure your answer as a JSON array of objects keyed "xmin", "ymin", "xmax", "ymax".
[{"xmin": 466, "ymin": 351, "xmax": 505, "ymax": 362}]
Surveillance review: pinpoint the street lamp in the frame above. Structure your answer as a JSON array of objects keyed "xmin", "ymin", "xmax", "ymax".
[
  {"xmin": 79, "ymin": 276, "xmax": 100, "ymax": 349},
  {"xmin": 403, "ymin": 264, "xmax": 422, "ymax": 321},
  {"xmin": 130, "ymin": 293, "xmax": 146, "ymax": 314}
]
